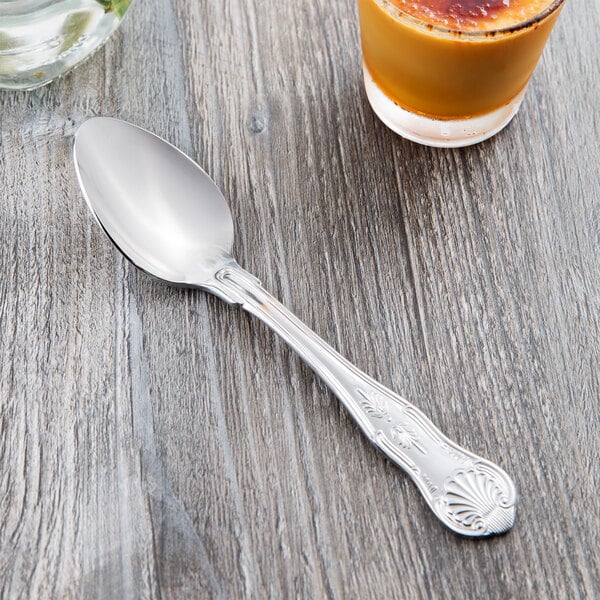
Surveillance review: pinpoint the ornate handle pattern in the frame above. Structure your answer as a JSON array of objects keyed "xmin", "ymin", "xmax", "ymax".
[
  {"xmin": 207, "ymin": 261, "xmax": 516, "ymax": 537},
  {"xmin": 351, "ymin": 386, "xmax": 516, "ymax": 536}
]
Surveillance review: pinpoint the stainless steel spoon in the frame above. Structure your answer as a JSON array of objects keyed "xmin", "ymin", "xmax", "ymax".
[{"xmin": 73, "ymin": 117, "xmax": 516, "ymax": 537}]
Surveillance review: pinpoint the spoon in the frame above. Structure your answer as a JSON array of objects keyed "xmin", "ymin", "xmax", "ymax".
[{"xmin": 73, "ymin": 117, "xmax": 516, "ymax": 536}]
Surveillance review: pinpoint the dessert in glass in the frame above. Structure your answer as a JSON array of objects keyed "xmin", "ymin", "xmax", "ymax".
[{"xmin": 357, "ymin": 0, "xmax": 565, "ymax": 146}]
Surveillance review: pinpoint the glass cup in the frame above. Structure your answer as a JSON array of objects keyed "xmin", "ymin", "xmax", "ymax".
[
  {"xmin": 357, "ymin": 0, "xmax": 565, "ymax": 147},
  {"xmin": 0, "ymin": 0, "xmax": 133, "ymax": 91}
]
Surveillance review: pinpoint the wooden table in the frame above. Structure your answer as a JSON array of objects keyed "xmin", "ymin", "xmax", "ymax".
[{"xmin": 1, "ymin": 0, "xmax": 598, "ymax": 597}]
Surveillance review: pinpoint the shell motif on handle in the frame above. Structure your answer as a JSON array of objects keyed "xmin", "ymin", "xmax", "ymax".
[{"xmin": 440, "ymin": 465, "xmax": 516, "ymax": 535}]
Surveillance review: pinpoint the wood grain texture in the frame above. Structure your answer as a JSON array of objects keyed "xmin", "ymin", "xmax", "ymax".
[{"xmin": 0, "ymin": 0, "xmax": 598, "ymax": 598}]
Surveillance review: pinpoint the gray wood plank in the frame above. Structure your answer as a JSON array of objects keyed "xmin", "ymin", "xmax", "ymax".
[{"xmin": 0, "ymin": 0, "xmax": 598, "ymax": 598}]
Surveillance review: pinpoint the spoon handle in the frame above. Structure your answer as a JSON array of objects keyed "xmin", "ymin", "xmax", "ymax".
[{"xmin": 208, "ymin": 261, "xmax": 516, "ymax": 537}]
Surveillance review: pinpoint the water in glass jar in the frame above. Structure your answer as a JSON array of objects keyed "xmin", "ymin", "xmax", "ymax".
[{"xmin": 0, "ymin": 0, "xmax": 131, "ymax": 90}]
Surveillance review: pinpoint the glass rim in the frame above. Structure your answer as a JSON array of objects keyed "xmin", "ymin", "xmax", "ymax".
[
  {"xmin": 378, "ymin": 0, "xmax": 565, "ymax": 39},
  {"xmin": 0, "ymin": 0, "xmax": 56, "ymax": 15}
]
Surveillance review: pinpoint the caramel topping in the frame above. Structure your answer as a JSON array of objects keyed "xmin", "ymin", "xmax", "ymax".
[{"xmin": 390, "ymin": 0, "xmax": 554, "ymax": 31}]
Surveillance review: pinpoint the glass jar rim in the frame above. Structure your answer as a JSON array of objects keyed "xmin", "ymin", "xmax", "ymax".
[
  {"xmin": 0, "ymin": 0, "xmax": 57, "ymax": 16},
  {"xmin": 377, "ymin": 0, "xmax": 565, "ymax": 39}
]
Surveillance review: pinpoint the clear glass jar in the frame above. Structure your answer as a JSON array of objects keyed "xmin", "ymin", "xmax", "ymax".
[{"xmin": 0, "ymin": 0, "xmax": 132, "ymax": 90}]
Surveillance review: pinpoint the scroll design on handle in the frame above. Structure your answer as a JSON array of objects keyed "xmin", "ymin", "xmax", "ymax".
[
  {"xmin": 355, "ymin": 386, "xmax": 516, "ymax": 536},
  {"xmin": 358, "ymin": 388, "xmax": 391, "ymax": 420},
  {"xmin": 390, "ymin": 423, "xmax": 426, "ymax": 454}
]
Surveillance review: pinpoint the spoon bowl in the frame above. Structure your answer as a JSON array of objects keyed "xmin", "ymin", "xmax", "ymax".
[{"xmin": 74, "ymin": 117, "xmax": 234, "ymax": 285}]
